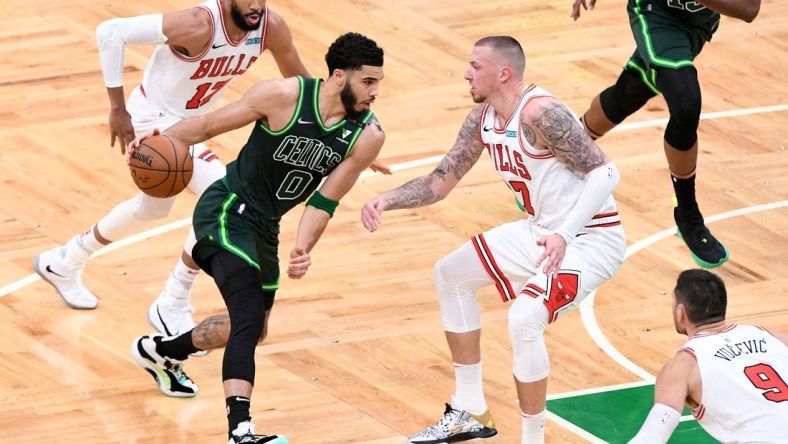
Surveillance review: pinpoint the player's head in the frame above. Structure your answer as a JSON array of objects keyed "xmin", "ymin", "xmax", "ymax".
[
  {"xmin": 325, "ymin": 33, "xmax": 385, "ymax": 116},
  {"xmin": 464, "ymin": 36, "xmax": 526, "ymax": 103},
  {"xmin": 672, "ymin": 269, "xmax": 727, "ymax": 335},
  {"xmin": 230, "ymin": 0, "xmax": 266, "ymax": 32}
]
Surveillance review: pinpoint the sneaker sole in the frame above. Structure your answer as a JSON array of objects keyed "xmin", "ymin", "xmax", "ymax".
[
  {"xmin": 32, "ymin": 255, "xmax": 98, "ymax": 310},
  {"xmin": 130, "ymin": 337, "xmax": 198, "ymax": 398},
  {"xmin": 408, "ymin": 429, "xmax": 497, "ymax": 444},
  {"xmin": 676, "ymin": 229, "xmax": 730, "ymax": 268}
]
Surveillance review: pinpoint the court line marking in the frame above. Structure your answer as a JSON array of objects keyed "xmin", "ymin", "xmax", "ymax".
[{"xmin": 579, "ymin": 200, "xmax": 788, "ymax": 382}]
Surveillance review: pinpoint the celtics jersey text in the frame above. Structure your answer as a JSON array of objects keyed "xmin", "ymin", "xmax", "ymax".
[{"xmin": 225, "ymin": 76, "xmax": 372, "ymax": 219}]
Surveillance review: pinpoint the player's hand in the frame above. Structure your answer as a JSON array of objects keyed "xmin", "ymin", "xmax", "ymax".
[
  {"xmin": 125, "ymin": 129, "xmax": 160, "ymax": 166},
  {"xmin": 571, "ymin": 0, "xmax": 596, "ymax": 20},
  {"xmin": 287, "ymin": 246, "xmax": 311, "ymax": 279},
  {"xmin": 361, "ymin": 195, "xmax": 388, "ymax": 232},
  {"xmin": 535, "ymin": 233, "xmax": 568, "ymax": 275},
  {"xmin": 369, "ymin": 159, "xmax": 392, "ymax": 175},
  {"xmin": 109, "ymin": 108, "xmax": 136, "ymax": 154}
]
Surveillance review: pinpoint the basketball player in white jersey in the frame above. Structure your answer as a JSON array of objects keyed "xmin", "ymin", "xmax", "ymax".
[
  {"xmin": 361, "ymin": 36, "xmax": 626, "ymax": 444},
  {"xmin": 32, "ymin": 0, "xmax": 308, "ymax": 375},
  {"xmin": 629, "ymin": 269, "xmax": 788, "ymax": 443}
]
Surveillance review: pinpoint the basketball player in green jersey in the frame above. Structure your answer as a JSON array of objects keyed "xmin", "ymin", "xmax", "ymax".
[
  {"xmin": 571, "ymin": 0, "xmax": 760, "ymax": 268},
  {"xmin": 128, "ymin": 32, "xmax": 385, "ymax": 444}
]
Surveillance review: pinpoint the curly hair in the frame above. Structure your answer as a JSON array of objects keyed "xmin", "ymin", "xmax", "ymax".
[{"xmin": 325, "ymin": 32, "xmax": 384, "ymax": 77}]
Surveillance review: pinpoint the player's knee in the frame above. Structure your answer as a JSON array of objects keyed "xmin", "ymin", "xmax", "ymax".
[
  {"xmin": 599, "ymin": 69, "xmax": 655, "ymax": 123},
  {"xmin": 508, "ymin": 296, "xmax": 550, "ymax": 382},
  {"xmin": 133, "ymin": 193, "xmax": 175, "ymax": 220},
  {"xmin": 508, "ymin": 295, "xmax": 548, "ymax": 340}
]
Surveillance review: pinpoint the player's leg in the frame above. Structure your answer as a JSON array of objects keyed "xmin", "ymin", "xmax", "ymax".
[
  {"xmin": 656, "ymin": 66, "xmax": 728, "ymax": 267},
  {"xmin": 148, "ymin": 142, "xmax": 227, "ymax": 335},
  {"xmin": 34, "ymin": 88, "xmax": 181, "ymax": 309},
  {"xmin": 581, "ymin": 59, "xmax": 657, "ymax": 139},
  {"xmin": 509, "ymin": 227, "xmax": 625, "ymax": 444},
  {"xmin": 408, "ymin": 239, "xmax": 499, "ymax": 444},
  {"xmin": 34, "ymin": 191, "xmax": 176, "ymax": 309}
]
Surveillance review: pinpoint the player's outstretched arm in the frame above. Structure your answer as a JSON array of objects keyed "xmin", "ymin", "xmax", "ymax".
[
  {"xmin": 264, "ymin": 8, "xmax": 311, "ymax": 78},
  {"xmin": 360, "ymin": 107, "xmax": 485, "ymax": 232},
  {"xmin": 95, "ymin": 8, "xmax": 212, "ymax": 152}
]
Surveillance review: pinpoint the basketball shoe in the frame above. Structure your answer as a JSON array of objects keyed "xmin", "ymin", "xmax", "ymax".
[
  {"xmin": 131, "ymin": 334, "xmax": 198, "ymax": 397},
  {"xmin": 408, "ymin": 403, "xmax": 497, "ymax": 443},
  {"xmin": 33, "ymin": 246, "xmax": 98, "ymax": 309},
  {"xmin": 229, "ymin": 420, "xmax": 288, "ymax": 444},
  {"xmin": 675, "ymin": 207, "xmax": 729, "ymax": 268},
  {"xmin": 147, "ymin": 288, "xmax": 196, "ymax": 336}
]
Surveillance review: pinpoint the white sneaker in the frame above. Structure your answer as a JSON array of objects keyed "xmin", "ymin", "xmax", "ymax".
[
  {"xmin": 147, "ymin": 290, "xmax": 196, "ymax": 336},
  {"xmin": 229, "ymin": 420, "xmax": 288, "ymax": 444},
  {"xmin": 33, "ymin": 246, "xmax": 98, "ymax": 309}
]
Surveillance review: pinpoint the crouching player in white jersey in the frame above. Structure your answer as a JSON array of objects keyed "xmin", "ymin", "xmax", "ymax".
[
  {"xmin": 629, "ymin": 269, "xmax": 788, "ymax": 443},
  {"xmin": 32, "ymin": 0, "xmax": 309, "ymax": 396},
  {"xmin": 361, "ymin": 36, "xmax": 626, "ymax": 444}
]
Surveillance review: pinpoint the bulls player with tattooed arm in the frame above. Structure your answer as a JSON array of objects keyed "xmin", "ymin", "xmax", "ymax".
[
  {"xmin": 629, "ymin": 269, "xmax": 788, "ymax": 443},
  {"xmin": 361, "ymin": 36, "xmax": 626, "ymax": 444}
]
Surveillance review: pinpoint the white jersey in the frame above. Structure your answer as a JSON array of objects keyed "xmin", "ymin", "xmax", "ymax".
[
  {"xmin": 478, "ymin": 84, "xmax": 620, "ymax": 233},
  {"xmin": 136, "ymin": 0, "xmax": 267, "ymax": 120},
  {"xmin": 682, "ymin": 324, "xmax": 788, "ymax": 443}
]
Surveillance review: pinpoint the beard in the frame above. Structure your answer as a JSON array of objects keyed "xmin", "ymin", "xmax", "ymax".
[
  {"xmin": 340, "ymin": 82, "xmax": 364, "ymax": 119},
  {"xmin": 230, "ymin": 1, "xmax": 263, "ymax": 32}
]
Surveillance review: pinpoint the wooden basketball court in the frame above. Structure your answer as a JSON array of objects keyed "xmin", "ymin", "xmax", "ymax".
[{"xmin": 1, "ymin": 0, "xmax": 786, "ymax": 442}]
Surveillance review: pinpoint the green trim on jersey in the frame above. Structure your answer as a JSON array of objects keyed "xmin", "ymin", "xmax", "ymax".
[
  {"xmin": 625, "ymin": 60, "xmax": 660, "ymax": 94},
  {"xmin": 219, "ymin": 192, "xmax": 260, "ymax": 271},
  {"xmin": 634, "ymin": 0, "xmax": 695, "ymax": 70},
  {"xmin": 259, "ymin": 76, "xmax": 305, "ymax": 137}
]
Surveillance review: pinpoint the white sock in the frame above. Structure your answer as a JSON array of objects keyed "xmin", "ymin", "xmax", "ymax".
[
  {"xmin": 63, "ymin": 236, "xmax": 90, "ymax": 269},
  {"xmin": 76, "ymin": 226, "xmax": 106, "ymax": 254},
  {"xmin": 521, "ymin": 409, "xmax": 545, "ymax": 444},
  {"xmin": 452, "ymin": 361, "xmax": 487, "ymax": 415},
  {"xmin": 163, "ymin": 257, "xmax": 199, "ymax": 307},
  {"xmin": 171, "ymin": 256, "xmax": 199, "ymax": 290}
]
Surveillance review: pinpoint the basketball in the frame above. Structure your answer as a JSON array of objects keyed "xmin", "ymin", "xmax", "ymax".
[{"xmin": 128, "ymin": 134, "xmax": 193, "ymax": 198}]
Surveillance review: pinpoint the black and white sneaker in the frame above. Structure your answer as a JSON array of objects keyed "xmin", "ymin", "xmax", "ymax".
[
  {"xmin": 229, "ymin": 420, "xmax": 288, "ymax": 444},
  {"xmin": 131, "ymin": 334, "xmax": 198, "ymax": 397}
]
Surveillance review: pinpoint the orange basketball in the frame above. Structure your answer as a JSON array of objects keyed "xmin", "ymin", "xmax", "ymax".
[{"xmin": 128, "ymin": 134, "xmax": 193, "ymax": 198}]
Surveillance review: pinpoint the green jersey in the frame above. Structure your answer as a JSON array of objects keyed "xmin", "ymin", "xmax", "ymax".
[
  {"xmin": 647, "ymin": 0, "xmax": 720, "ymax": 32},
  {"xmin": 225, "ymin": 76, "xmax": 373, "ymax": 220}
]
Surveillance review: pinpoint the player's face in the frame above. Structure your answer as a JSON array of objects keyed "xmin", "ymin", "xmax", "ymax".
[
  {"xmin": 230, "ymin": 0, "xmax": 265, "ymax": 31},
  {"xmin": 341, "ymin": 66, "xmax": 384, "ymax": 117},
  {"xmin": 464, "ymin": 45, "xmax": 498, "ymax": 104}
]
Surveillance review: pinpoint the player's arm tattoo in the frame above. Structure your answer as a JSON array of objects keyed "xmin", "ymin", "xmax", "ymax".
[
  {"xmin": 368, "ymin": 115, "xmax": 384, "ymax": 134},
  {"xmin": 385, "ymin": 108, "xmax": 484, "ymax": 210},
  {"xmin": 526, "ymin": 102, "xmax": 607, "ymax": 173}
]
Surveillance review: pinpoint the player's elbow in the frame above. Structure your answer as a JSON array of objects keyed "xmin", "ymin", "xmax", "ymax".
[{"xmin": 738, "ymin": 1, "xmax": 760, "ymax": 22}]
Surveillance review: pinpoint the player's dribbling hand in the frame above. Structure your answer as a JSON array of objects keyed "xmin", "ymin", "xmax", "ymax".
[
  {"xmin": 361, "ymin": 195, "xmax": 388, "ymax": 232},
  {"xmin": 535, "ymin": 233, "xmax": 568, "ymax": 275},
  {"xmin": 570, "ymin": 0, "xmax": 596, "ymax": 20},
  {"xmin": 287, "ymin": 246, "xmax": 311, "ymax": 279},
  {"xmin": 125, "ymin": 129, "xmax": 160, "ymax": 166}
]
